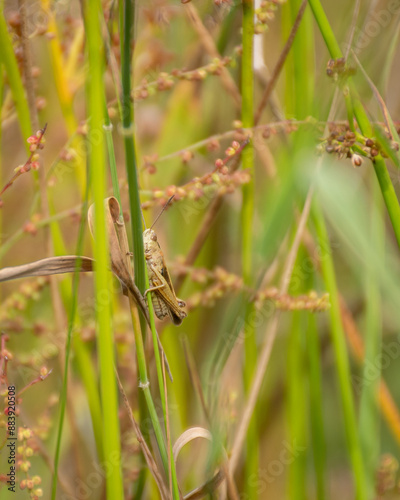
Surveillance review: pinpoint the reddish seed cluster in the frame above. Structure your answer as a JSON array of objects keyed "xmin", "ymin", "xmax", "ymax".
[
  {"xmin": 132, "ymin": 56, "xmax": 236, "ymax": 101},
  {"xmin": 16, "ymin": 128, "xmax": 45, "ymax": 173},
  {"xmin": 141, "ymin": 170, "xmax": 251, "ymax": 210},
  {"xmin": 326, "ymin": 58, "xmax": 356, "ymax": 81},
  {"xmin": 0, "ymin": 334, "xmax": 48, "ymax": 498},
  {"xmin": 0, "ymin": 278, "xmax": 49, "ymax": 325},
  {"xmin": 172, "ymin": 262, "xmax": 330, "ymax": 312},
  {"xmin": 255, "ymin": 289, "xmax": 331, "ymax": 312},
  {"xmin": 207, "ymin": 138, "xmax": 221, "ymax": 152},
  {"xmin": 142, "ymin": 154, "xmax": 159, "ymax": 175},
  {"xmin": 215, "ymin": 138, "xmax": 250, "ymax": 166},
  {"xmin": 170, "ymin": 263, "xmax": 243, "ymax": 309},
  {"xmin": 23, "ymin": 221, "xmax": 38, "ymax": 235},
  {"xmin": 17, "ymin": 428, "xmax": 43, "ymax": 499},
  {"xmin": 362, "ymin": 135, "xmax": 399, "ymax": 160},
  {"xmin": 141, "ymin": 139, "xmax": 251, "ymax": 209},
  {"xmin": 0, "ymin": 126, "xmax": 47, "ymax": 201},
  {"xmin": 375, "ymin": 454, "xmax": 398, "ymax": 496},
  {"xmin": 323, "ymin": 122, "xmax": 400, "ymax": 166},
  {"xmin": 323, "ymin": 128, "xmax": 358, "ymax": 161},
  {"xmin": 180, "ymin": 150, "xmax": 194, "ymax": 164},
  {"xmin": 255, "ymin": 0, "xmax": 286, "ymax": 34}
]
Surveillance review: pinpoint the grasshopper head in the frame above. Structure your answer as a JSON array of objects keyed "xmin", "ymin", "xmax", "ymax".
[
  {"xmin": 143, "ymin": 228, "xmax": 159, "ymax": 256},
  {"xmin": 143, "ymin": 228, "xmax": 157, "ymax": 242}
]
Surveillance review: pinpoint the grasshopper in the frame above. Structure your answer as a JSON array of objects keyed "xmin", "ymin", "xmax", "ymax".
[{"xmin": 143, "ymin": 198, "xmax": 187, "ymax": 326}]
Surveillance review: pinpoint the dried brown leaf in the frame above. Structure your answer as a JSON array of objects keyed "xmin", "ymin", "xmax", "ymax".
[{"xmin": 0, "ymin": 256, "xmax": 94, "ymax": 282}]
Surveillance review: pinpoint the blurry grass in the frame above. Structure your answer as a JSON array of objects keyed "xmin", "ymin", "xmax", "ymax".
[
  {"xmin": 119, "ymin": 0, "xmax": 145, "ymax": 295},
  {"xmin": 359, "ymin": 177, "xmax": 383, "ymax": 498},
  {"xmin": 40, "ymin": 0, "xmax": 77, "ymax": 135},
  {"xmin": 287, "ymin": 310, "xmax": 307, "ymax": 500},
  {"xmin": 241, "ymin": 1, "xmax": 258, "ymax": 498},
  {"xmin": 85, "ymin": 1, "xmax": 123, "ymax": 498},
  {"xmin": 0, "ymin": 13, "xmax": 31, "ymax": 145},
  {"xmin": 51, "ymin": 171, "xmax": 90, "ymax": 499},
  {"xmin": 307, "ymin": 312, "xmax": 327, "ymax": 500},
  {"xmin": 312, "ymin": 199, "xmax": 366, "ymax": 500}
]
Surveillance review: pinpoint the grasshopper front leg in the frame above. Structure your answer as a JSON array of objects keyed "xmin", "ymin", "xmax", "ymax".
[{"xmin": 144, "ymin": 283, "xmax": 166, "ymax": 296}]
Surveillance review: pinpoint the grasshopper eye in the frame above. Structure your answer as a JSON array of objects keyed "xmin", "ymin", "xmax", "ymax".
[{"xmin": 151, "ymin": 232, "xmax": 157, "ymax": 242}]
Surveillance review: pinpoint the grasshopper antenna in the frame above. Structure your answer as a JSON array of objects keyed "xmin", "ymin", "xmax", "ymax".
[
  {"xmin": 141, "ymin": 208, "xmax": 147, "ymax": 230},
  {"xmin": 150, "ymin": 195, "xmax": 174, "ymax": 230}
]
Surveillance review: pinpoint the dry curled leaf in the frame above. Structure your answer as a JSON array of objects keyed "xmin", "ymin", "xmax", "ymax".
[
  {"xmin": 173, "ymin": 426, "xmax": 227, "ymax": 500},
  {"xmin": 88, "ymin": 197, "xmax": 149, "ymax": 322}
]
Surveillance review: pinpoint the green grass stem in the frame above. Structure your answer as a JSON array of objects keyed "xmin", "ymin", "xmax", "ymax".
[
  {"xmin": 85, "ymin": 1, "xmax": 124, "ymax": 498},
  {"xmin": 119, "ymin": 0, "xmax": 146, "ymax": 295},
  {"xmin": 51, "ymin": 188, "xmax": 90, "ymax": 500},
  {"xmin": 312, "ymin": 200, "xmax": 366, "ymax": 500},
  {"xmin": 0, "ymin": 12, "xmax": 32, "ymax": 147},
  {"xmin": 307, "ymin": 313, "xmax": 326, "ymax": 500},
  {"xmin": 241, "ymin": 1, "xmax": 258, "ymax": 498},
  {"xmin": 359, "ymin": 178, "xmax": 384, "ymax": 497}
]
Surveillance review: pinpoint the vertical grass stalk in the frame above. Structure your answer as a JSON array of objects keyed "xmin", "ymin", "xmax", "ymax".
[
  {"xmin": 0, "ymin": 12, "xmax": 32, "ymax": 147},
  {"xmin": 118, "ymin": 1, "xmax": 180, "ymax": 496},
  {"xmin": 312, "ymin": 200, "xmax": 366, "ymax": 500},
  {"xmin": 85, "ymin": 1, "xmax": 124, "ymax": 498},
  {"xmin": 307, "ymin": 313, "xmax": 326, "ymax": 500},
  {"xmin": 119, "ymin": 0, "xmax": 146, "ymax": 294},
  {"xmin": 145, "ymin": 282, "xmax": 180, "ymax": 498},
  {"xmin": 40, "ymin": 0, "xmax": 77, "ymax": 134},
  {"xmin": 51, "ymin": 188, "xmax": 90, "ymax": 500},
  {"xmin": 118, "ymin": 2, "xmax": 149, "ymax": 493},
  {"xmin": 241, "ymin": 1, "xmax": 258, "ymax": 497},
  {"xmin": 359, "ymin": 178, "xmax": 383, "ymax": 497},
  {"xmin": 287, "ymin": 311, "xmax": 307, "ymax": 500}
]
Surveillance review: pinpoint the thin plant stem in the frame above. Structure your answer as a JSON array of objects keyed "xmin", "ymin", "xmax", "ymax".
[
  {"xmin": 119, "ymin": 2, "xmax": 149, "ymax": 493},
  {"xmin": 241, "ymin": 1, "xmax": 258, "ymax": 498},
  {"xmin": 51, "ymin": 187, "xmax": 89, "ymax": 500},
  {"xmin": 128, "ymin": 296, "xmax": 169, "ymax": 470},
  {"xmin": 359, "ymin": 178, "xmax": 383, "ymax": 497},
  {"xmin": 312, "ymin": 201, "xmax": 366, "ymax": 500},
  {"xmin": 119, "ymin": 0, "xmax": 146, "ymax": 294},
  {"xmin": 145, "ymin": 276, "xmax": 180, "ymax": 499},
  {"xmin": 0, "ymin": 62, "xmax": 2, "ymax": 288},
  {"xmin": 85, "ymin": 0, "xmax": 124, "ymax": 497},
  {"xmin": 287, "ymin": 311, "xmax": 307, "ymax": 499},
  {"xmin": 119, "ymin": 1, "xmax": 180, "ymax": 496},
  {"xmin": 307, "ymin": 313, "xmax": 326, "ymax": 499}
]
